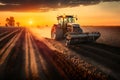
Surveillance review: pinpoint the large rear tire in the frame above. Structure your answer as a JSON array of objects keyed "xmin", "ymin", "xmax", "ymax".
[
  {"xmin": 51, "ymin": 28, "xmax": 63, "ymax": 40},
  {"xmin": 51, "ymin": 32, "xmax": 57, "ymax": 40}
]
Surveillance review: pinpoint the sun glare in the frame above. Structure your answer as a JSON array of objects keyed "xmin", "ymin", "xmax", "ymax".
[{"xmin": 28, "ymin": 20, "xmax": 33, "ymax": 25}]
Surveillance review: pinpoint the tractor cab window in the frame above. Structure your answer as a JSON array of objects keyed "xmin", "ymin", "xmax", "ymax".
[
  {"xmin": 57, "ymin": 16, "xmax": 76, "ymax": 28},
  {"xmin": 66, "ymin": 17, "xmax": 75, "ymax": 23}
]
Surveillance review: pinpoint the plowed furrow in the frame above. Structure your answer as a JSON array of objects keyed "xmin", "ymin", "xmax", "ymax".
[
  {"xmin": 0, "ymin": 29, "xmax": 20, "ymax": 49},
  {"xmin": 31, "ymin": 35, "xmax": 65, "ymax": 80},
  {"xmin": 0, "ymin": 29, "xmax": 24, "ymax": 80}
]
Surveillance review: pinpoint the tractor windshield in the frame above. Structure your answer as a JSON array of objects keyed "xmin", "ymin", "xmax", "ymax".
[
  {"xmin": 57, "ymin": 16, "xmax": 76, "ymax": 24},
  {"xmin": 65, "ymin": 17, "xmax": 75, "ymax": 23},
  {"xmin": 57, "ymin": 15, "xmax": 77, "ymax": 28}
]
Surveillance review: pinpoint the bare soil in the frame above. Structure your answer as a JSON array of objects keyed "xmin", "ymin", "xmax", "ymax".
[{"xmin": 0, "ymin": 27, "xmax": 119, "ymax": 80}]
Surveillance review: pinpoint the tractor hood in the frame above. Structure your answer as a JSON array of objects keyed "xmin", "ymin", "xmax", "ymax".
[{"xmin": 67, "ymin": 23, "xmax": 81, "ymax": 28}]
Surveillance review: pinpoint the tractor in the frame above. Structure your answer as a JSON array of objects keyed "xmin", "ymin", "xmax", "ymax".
[{"xmin": 51, "ymin": 15, "xmax": 100, "ymax": 46}]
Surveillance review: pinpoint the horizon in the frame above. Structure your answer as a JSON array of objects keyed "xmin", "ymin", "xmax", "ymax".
[{"xmin": 0, "ymin": 1, "xmax": 120, "ymax": 27}]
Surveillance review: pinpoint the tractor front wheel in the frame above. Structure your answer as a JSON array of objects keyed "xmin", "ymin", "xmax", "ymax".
[{"xmin": 65, "ymin": 39, "xmax": 70, "ymax": 47}]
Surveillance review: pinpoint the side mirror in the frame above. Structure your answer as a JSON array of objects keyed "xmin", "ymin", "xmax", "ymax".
[
  {"xmin": 57, "ymin": 17, "xmax": 59, "ymax": 20},
  {"xmin": 76, "ymin": 18, "xmax": 78, "ymax": 20}
]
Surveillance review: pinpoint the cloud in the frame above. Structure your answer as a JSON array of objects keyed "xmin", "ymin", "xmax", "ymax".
[{"xmin": 0, "ymin": 0, "xmax": 120, "ymax": 12}]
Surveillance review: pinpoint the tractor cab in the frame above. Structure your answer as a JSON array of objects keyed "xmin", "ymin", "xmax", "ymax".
[
  {"xmin": 57, "ymin": 15, "xmax": 77, "ymax": 28},
  {"xmin": 57, "ymin": 15, "xmax": 82, "ymax": 33}
]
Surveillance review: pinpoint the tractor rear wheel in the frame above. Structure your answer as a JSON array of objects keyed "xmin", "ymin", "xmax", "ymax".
[
  {"xmin": 51, "ymin": 29, "xmax": 63, "ymax": 40},
  {"xmin": 51, "ymin": 32, "xmax": 57, "ymax": 40}
]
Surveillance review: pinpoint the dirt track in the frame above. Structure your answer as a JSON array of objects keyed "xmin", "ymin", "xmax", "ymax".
[{"xmin": 0, "ymin": 27, "xmax": 120, "ymax": 80}]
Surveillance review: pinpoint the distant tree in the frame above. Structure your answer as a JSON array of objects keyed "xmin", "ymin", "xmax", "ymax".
[
  {"xmin": 5, "ymin": 23, "xmax": 8, "ymax": 27},
  {"xmin": 16, "ymin": 22, "xmax": 20, "ymax": 27},
  {"xmin": 6, "ymin": 16, "xmax": 15, "ymax": 27},
  {"xmin": 6, "ymin": 18, "xmax": 9, "ymax": 26}
]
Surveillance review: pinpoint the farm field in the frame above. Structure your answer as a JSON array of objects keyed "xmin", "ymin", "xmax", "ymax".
[
  {"xmin": 0, "ymin": 27, "xmax": 120, "ymax": 80},
  {"xmin": 82, "ymin": 26, "xmax": 120, "ymax": 47}
]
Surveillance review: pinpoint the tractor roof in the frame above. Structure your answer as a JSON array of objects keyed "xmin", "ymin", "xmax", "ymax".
[{"xmin": 57, "ymin": 15, "xmax": 74, "ymax": 18}]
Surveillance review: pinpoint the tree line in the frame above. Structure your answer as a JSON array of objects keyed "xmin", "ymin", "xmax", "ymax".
[{"xmin": 5, "ymin": 16, "xmax": 20, "ymax": 27}]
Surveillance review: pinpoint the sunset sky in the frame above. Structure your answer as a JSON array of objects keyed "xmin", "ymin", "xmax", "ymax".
[{"xmin": 0, "ymin": 0, "xmax": 120, "ymax": 27}]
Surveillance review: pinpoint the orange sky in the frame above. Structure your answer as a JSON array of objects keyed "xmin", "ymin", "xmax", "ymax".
[{"xmin": 0, "ymin": 1, "xmax": 120, "ymax": 27}]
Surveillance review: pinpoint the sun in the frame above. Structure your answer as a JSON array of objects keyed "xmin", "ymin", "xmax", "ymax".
[{"xmin": 28, "ymin": 20, "xmax": 33, "ymax": 25}]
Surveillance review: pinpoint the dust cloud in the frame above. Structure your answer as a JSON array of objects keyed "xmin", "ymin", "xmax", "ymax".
[{"xmin": 29, "ymin": 27, "xmax": 51, "ymax": 38}]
